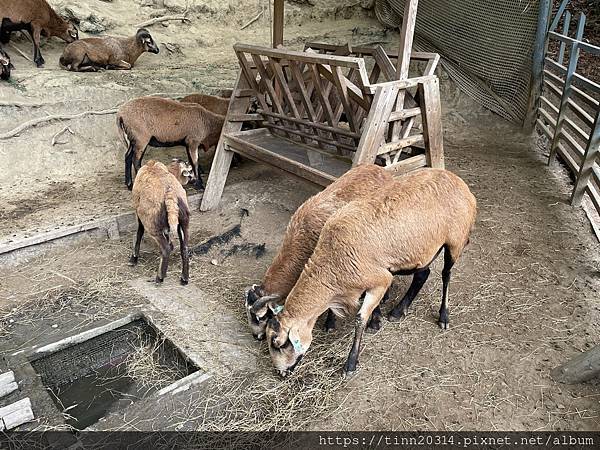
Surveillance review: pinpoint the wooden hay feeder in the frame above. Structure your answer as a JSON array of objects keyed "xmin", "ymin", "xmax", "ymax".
[{"xmin": 201, "ymin": 0, "xmax": 443, "ymax": 211}]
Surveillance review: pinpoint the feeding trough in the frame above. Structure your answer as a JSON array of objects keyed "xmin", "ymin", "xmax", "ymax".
[{"xmin": 30, "ymin": 315, "xmax": 205, "ymax": 430}]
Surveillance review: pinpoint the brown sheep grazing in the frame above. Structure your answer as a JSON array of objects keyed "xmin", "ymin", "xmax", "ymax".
[
  {"xmin": 179, "ymin": 93, "xmax": 230, "ymax": 116},
  {"xmin": 0, "ymin": 0, "xmax": 78, "ymax": 67},
  {"xmin": 59, "ymin": 28, "xmax": 159, "ymax": 72},
  {"xmin": 0, "ymin": 46, "xmax": 12, "ymax": 80},
  {"xmin": 245, "ymin": 164, "xmax": 395, "ymax": 341},
  {"xmin": 117, "ymin": 96, "xmax": 225, "ymax": 191},
  {"xmin": 264, "ymin": 168, "xmax": 477, "ymax": 376},
  {"xmin": 130, "ymin": 159, "xmax": 195, "ymax": 285}
]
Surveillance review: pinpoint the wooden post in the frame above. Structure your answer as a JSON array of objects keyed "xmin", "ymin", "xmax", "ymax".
[
  {"xmin": 272, "ymin": 0, "xmax": 284, "ymax": 48},
  {"xmin": 353, "ymin": 84, "xmax": 401, "ymax": 165},
  {"xmin": 548, "ymin": 14, "xmax": 586, "ymax": 165},
  {"xmin": 558, "ymin": 11, "xmax": 571, "ymax": 65},
  {"xmin": 390, "ymin": 0, "xmax": 419, "ymax": 141},
  {"xmin": 523, "ymin": 0, "xmax": 552, "ymax": 130},
  {"xmin": 570, "ymin": 109, "xmax": 600, "ymax": 206},
  {"xmin": 200, "ymin": 73, "xmax": 252, "ymax": 211},
  {"xmin": 419, "ymin": 78, "xmax": 444, "ymax": 169},
  {"xmin": 552, "ymin": 345, "xmax": 600, "ymax": 384}
]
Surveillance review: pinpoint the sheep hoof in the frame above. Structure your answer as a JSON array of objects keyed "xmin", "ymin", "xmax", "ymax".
[
  {"xmin": 35, "ymin": 58, "xmax": 45, "ymax": 68},
  {"xmin": 438, "ymin": 320, "xmax": 449, "ymax": 330},
  {"xmin": 180, "ymin": 277, "xmax": 188, "ymax": 286},
  {"xmin": 366, "ymin": 319, "xmax": 382, "ymax": 334},
  {"xmin": 323, "ymin": 324, "xmax": 336, "ymax": 333},
  {"xmin": 387, "ymin": 311, "xmax": 406, "ymax": 323},
  {"xmin": 128, "ymin": 256, "xmax": 138, "ymax": 266},
  {"xmin": 342, "ymin": 366, "xmax": 358, "ymax": 379},
  {"xmin": 154, "ymin": 276, "xmax": 164, "ymax": 284}
]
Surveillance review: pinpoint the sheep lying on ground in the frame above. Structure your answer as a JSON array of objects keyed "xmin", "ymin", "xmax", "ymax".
[
  {"xmin": 59, "ymin": 28, "xmax": 159, "ymax": 72},
  {"xmin": 0, "ymin": 46, "xmax": 12, "ymax": 80},
  {"xmin": 117, "ymin": 96, "xmax": 225, "ymax": 191},
  {"xmin": 130, "ymin": 159, "xmax": 195, "ymax": 285},
  {"xmin": 264, "ymin": 168, "xmax": 477, "ymax": 376},
  {"xmin": 245, "ymin": 164, "xmax": 395, "ymax": 341},
  {"xmin": 0, "ymin": 0, "xmax": 78, "ymax": 67}
]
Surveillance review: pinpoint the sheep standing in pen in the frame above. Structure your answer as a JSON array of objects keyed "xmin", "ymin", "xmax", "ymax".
[
  {"xmin": 59, "ymin": 28, "xmax": 159, "ymax": 72},
  {"xmin": 130, "ymin": 159, "xmax": 195, "ymax": 285},
  {"xmin": 179, "ymin": 93, "xmax": 230, "ymax": 116},
  {"xmin": 0, "ymin": 46, "xmax": 12, "ymax": 80},
  {"xmin": 264, "ymin": 168, "xmax": 477, "ymax": 376},
  {"xmin": 245, "ymin": 164, "xmax": 395, "ymax": 341},
  {"xmin": 0, "ymin": 0, "xmax": 78, "ymax": 67},
  {"xmin": 116, "ymin": 96, "xmax": 225, "ymax": 191}
]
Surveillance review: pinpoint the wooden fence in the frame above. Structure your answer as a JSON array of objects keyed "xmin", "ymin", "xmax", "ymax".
[{"xmin": 537, "ymin": 5, "xmax": 600, "ymax": 218}]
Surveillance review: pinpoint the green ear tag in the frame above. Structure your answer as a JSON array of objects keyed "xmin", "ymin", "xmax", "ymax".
[
  {"xmin": 292, "ymin": 339, "xmax": 303, "ymax": 353},
  {"xmin": 272, "ymin": 305, "xmax": 284, "ymax": 315}
]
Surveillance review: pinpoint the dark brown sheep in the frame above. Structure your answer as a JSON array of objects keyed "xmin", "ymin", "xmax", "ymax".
[
  {"xmin": 179, "ymin": 93, "xmax": 229, "ymax": 116},
  {"xmin": 117, "ymin": 96, "xmax": 225, "ymax": 191},
  {"xmin": 0, "ymin": 45, "xmax": 12, "ymax": 80},
  {"xmin": 59, "ymin": 28, "xmax": 159, "ymax": 72},
  {"xmin": 0, "ymin": 0, "xmax": 78, "ymax": 67},
  {"xmin": 130, "ymin": 159, "xmax": 195, "ymax": 285}
]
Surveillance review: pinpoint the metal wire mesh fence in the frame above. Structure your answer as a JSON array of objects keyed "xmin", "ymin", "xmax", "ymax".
[{"xmin": 374, "ymin": 0, "xmax": 542, "ymax": 123}]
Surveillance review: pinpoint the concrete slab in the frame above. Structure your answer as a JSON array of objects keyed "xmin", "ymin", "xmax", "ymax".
[{"xmin": 128, "ymin": 278, "xmax": 261, "ymax": 377}]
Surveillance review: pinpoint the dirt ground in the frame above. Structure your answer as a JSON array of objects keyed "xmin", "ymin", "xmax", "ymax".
[{"xmin": 1, "ymin": 0, "xmax": 599, "ymax": 434}]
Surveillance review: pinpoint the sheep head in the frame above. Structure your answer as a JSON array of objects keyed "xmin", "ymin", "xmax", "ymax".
[
  {"xmin": 244, "ymin": 285, "xmax": 283, "ymax": 341},
  {"xmin": 61, "ymin": 21, "xmax": 79, "ymax": 43},
  {"xmin": 266, "ymin": 313, "xmax": 312, "ymax": 377},
  {"xmin": 0, "ymin": 51, "xmax": 12, "ymax": 81},
  {"xmin": 137, "ymin": 28, "xmax": 159, "ymax": 54},
  {"xmin": 168, "ymin": 159, "xmax": 195, "ymax": 186}
]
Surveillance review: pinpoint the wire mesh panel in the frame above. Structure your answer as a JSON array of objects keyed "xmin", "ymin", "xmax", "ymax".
[{"xmin": 374, "ymin": 0, "xmax": 541, "ymax": 123}]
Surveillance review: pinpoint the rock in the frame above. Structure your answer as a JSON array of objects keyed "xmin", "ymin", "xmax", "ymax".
[{"xmin": 56, "ymin": 3, "xmax": 112, "ymax": 34}]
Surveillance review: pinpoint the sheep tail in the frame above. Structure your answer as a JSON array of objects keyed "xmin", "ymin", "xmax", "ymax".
[
  {"xmin": 116, "ymin": 116, "xmax": 130, "ymax": 150},
  {"xmin": 164, "ymin": 187, "xmax": 180, "ymax": 244}
]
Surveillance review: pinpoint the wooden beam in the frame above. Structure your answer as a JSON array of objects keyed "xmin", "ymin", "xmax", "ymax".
[
  {"xmin": 200, "ymin": 73, "xmax": 253, "ymax": 211},
  {"xmin": 419, "ymin": 78, "xmax": 444, "ymax": 168},
  {"xmin": 571, "ymin": 109, "xmax": 600, "ymax": 206},
  {"xmin": 273, "ymin": 0, "xmax": 284, "ymax": 48},
  {"xmin": 0, "ymin": 398, "xmax": 34, "ymax": 431}
]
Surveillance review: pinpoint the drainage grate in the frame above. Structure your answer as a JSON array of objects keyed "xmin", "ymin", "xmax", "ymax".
[{"xmin": 31, "ymin": 318, "xmax": 199, "ymax": 430}]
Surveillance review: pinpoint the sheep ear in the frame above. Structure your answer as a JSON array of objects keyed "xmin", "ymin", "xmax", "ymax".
[
  {"xmin": 289, "ymin": 328, "xmax": 304, "ymax": 353},
  {"xmin": 250, "ymin": 294, "xmax": 282, "ymax": 318},
  {"xmin": 268, "ymin": 317, "xmax": 287, "ymax": 348}
]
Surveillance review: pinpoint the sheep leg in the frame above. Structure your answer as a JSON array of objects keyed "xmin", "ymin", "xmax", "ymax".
[
  {"xmin": 126, "ymin": 141, "xmax": 148, "ymax": 190},
  {"xmin": 323, "ymin": 309, "xmax": 337, "ymax": 332},
  {"xmin": 185, "ymin": 142, "xmax": 204, "ymax": 191},
  {"xmin": 439, "ymin": 248, "xmax": 455, "ymax": 330},
  {"xmin": 29, "ymin": 23, "xmax": 44, "ymax": 67},
  {"xmin": 344, "ymin": 276, "xmax": 392, "ymax": 377},
  {"xmin": 155, "ymin": 234, "xmax": 171, "ymax": 283},
  {"xmin": 365, "ymin": 305, "xmax": 383, "ymax": 333},
  {"xmin": 129, "ymin": 218, "xmax": 145, "ymax": 266},
  {"xmin": 178, "ymin": 223, "xmax": 190, "ymax": 286},
  {"xmin": 388, "ymin": 268, "xmax": 431, "ymax": 322},
  {"xmin": 107, "ymin": 60, "xmax": 132, "ymax": 70}
]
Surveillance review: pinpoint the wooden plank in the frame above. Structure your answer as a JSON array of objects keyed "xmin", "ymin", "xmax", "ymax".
[
  {"xmin": 571, "ymin": 109, "xmax": 600, "ymax": 205},
  {"xmin": 548, "ymin": 35, "xmax": 582, "ymax": 165},
  {"xmin": 0, "ymin": 398, "xmax": 34, "ymax": 431},
  {"xmin": 234, "ymin": 43, "xmax": 366, "ymax": 71},
  {"xmin": 558, "ymin": 11, "xmax": 571, "ymax": 65},
  {"xmin": 389, "ymin": 107, "xmax": 422, "ymax": 122},
  {"xmin": 258, "ymin": 110, "xmax": 360, "ymax": 139},
  {"xmin": 0, "ymin": 382, "xmax": 17, "ymax": 399},
  {"xmin": 557, "ymin": 142, "xmax": 581, "ymax": 173},
  {"xmin": 390, "ymin": 0, "xmax": 419, "ymax": 140},
  {"xmin": 0, "ymin": 371, "xmax": 15, "ymax": 386},
  {"xmin": 267, "ymin": 56, "xmax": 309, "ymax": 143},
  {"xmin": 200, "ymin": 73, "xmax": 253, "ymax": 211},
  {"xmin": 331, "ymin": 66, "xmax": 359, "ymax": 134},
  {"xmin": 353, "ymin": 84, "xmax": 400, "ymax": 165},
  {"xmin": 384, "ymin": 154, "xmax": 427, "ymax": 176},
  {"xmin": 424, "ymin": 53, "xmax": 440, "ymax": 76},
  {"xmin": 223, "ymin": 134, "xmax": 339, "ymax": 187},
  {"xmin": 550, "ymin": 0, "xmax": 571, "ymax": 32},
  {"xmin": 377, "ymin": 134, "xmax": 424, "ymax": 155},
  {"xmin": 573, "ymin": 73, "xmax": 600, "ymax": 96},
  {"xmin": 561, "ymin": 128, "xmax": 586, "ymax": 157},
  {"xmin": 544, "ymin": 58, "xmax": 567, "ymax": 75},
  {"xmin": 548, "ymin": 32, "xmax": 600, "ymax": 55},
  {"xmin": 228, "ymin": 113, "xmax": 263, "ymax": 122},
  {"xmin": 373, "ymin": 45, "xmax": 397, "ymax": 81},
  {"xmin": 314, "ymin": 62, "xmax": 370, "ymax": 111},
  {"xmin": 272, "ymin": 0, "xmax": 284, "ymax": 48},
  {"xmin": 419, "ymin": 78, "xmax": 444, "ymax": 169},
  {"xmin": 263, "ymin": 123, "xmax": 356, "ymax": 152},
  {"xmin": 309, "ymin": 64, "xmax": 342, "ymax": 143},
  {"xmin": 537, "ymin": 118, "xmax": 554, "ymax": 139},
  {"xmin": 365, "ymin": 75, "xmax": 435, "ymax": 94}
]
